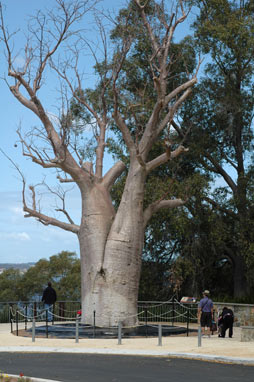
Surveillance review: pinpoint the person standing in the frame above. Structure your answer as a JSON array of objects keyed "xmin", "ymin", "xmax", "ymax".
[
  {"xmin": 219, "ymin": 306, "xmax": 234, "ymax": 338},
  {"xmin": 42, "ymin": 282, "xmax": 57, "ymax": 322},
  {"xmin": 197, "ymin": 290, "xmax": 213, "ymax": 338}
]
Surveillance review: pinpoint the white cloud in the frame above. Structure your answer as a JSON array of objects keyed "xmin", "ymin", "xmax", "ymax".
[
  {"xmin": 10, "ymin": 206, "xmax": 24, "ymax": 216},
  {"xmin": 0, "ymin": 232, "xmax": 31, "ymax": 241}
]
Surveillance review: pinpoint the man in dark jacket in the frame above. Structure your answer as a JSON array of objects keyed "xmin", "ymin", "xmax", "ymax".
[
  {"xmin": 42, "ymin": 282, "xmax": 57, "ymax": 322},
  {"xmin": 219, "ymin": 306, "xmax": 234, "ymax": 338}
]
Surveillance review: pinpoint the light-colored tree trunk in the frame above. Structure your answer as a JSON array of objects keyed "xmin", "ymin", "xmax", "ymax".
[{"xmin": 79, "ymin": 161, "xmax": 145, "ymax": 326}]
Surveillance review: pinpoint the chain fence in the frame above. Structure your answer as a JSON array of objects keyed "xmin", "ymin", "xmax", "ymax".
[{"xmin": 0, "ymin": 298, "xmax": 201, "ymax": 342}]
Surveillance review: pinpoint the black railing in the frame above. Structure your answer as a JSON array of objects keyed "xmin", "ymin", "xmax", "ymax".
[
  {"xmin": 0, "ymin": 299, "xmax": 198, "ymax": 325},
  {"xmin": 138, "ymin": 300, "xmax": 198, "ymax": 324},
  {"xmin": 3, "ymin": 299, "xmax": 201, "ymax": 340},
  {"xmin": 0, "ymin": 301, "xmax": 81, "ymax": 324}
]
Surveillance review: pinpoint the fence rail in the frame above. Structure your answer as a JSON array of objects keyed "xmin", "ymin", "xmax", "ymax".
[
  {"xmin": 138, "ymin": 300, "xmax": 198, "ymax": 324},
  {"xmin": 3, "ymin": 298, "xmax": 201, "ymax": 341},
  {"xmin": 0, "ymin": 300, "xmax": 198, "ymax": 325},
  {"xmin": 0, "ymin": 301, "xmax": 81, "ymax": 324}
]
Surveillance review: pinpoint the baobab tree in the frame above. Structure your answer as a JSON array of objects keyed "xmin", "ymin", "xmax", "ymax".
[{"xmin": 0, "ymin": 0, "xmax": 199, "ymax": 327}]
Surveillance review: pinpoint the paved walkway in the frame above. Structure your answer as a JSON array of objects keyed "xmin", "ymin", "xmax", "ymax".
[{"xmin": 0, "ymin": 323, "xmax": 254, "ymax": 366}]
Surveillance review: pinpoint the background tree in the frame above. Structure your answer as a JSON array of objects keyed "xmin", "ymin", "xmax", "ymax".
[
  {"xmin": 0, "ymin": 269, "xmax": 23, "ymax": 301},
  {"xmin": 137, "ymin": 0, "xmax": 254, "ymax": 301},
  {"xmin": 0, "ymin": 251, "xmax": 80, "ymax": 302},
  {"xmin": 0, "ymin": 0, "xmax": 200, "ymax": 326},
  {"xmin": 174, "ymin": 0, "xmax": 254, "ymax": 298}
]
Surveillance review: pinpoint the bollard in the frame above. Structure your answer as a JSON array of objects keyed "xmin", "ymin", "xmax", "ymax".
[
  {"xmin": 172, "ymin": 300, "xmax": 175, "ymax": 326},
  {"xmin": 46, "ymin": 310, "xmax": 48, "ymax": 338},
  {"xmin": 198, "ymin": 326, "xmax": 202, "ymax": 347},
  {"xmin": 93, "ymin": 310, "xmax": 96, "ymax": 338},
  {"xmin": 32, "ymin": 319, "xmax": 35, "ymax": 342},
  {"xmin": 186, "ymin": 308, "xmax": 190, "ymax": 337},
  {"xmin": 118, "ymin": 321, "xmax": 122, "ymax": 345},
  {"xmin": 75, "ymin": 318, "xmax": 79, "ymax": 343},
  {"xmin": 52, "ymin": 304, "xmax": 55, "ymax": 325},
  {"xmin": 16, "ymin": 310, "xmax": 18, "ymax": 336},
  {"xmin": 158, "ymin": 324, "xmax": 162, "ymax": 346},
  {"xmin": 10, "ymin": 306, "xmax": 13, "ymax": 334},
  {"xmin": 145, "ymin": 308, "xmax": 148, "ymax": 338},
  {"xmin": 25, "ymin": 305, "xmax": 28, "ymax": 331}
]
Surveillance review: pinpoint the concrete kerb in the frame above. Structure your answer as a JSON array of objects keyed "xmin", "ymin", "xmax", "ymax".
[{"xmin": 2, "ymin": 374, "xmax": 61, "ymax": 382}]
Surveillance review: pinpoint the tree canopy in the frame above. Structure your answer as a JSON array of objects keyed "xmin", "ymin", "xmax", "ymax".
[{"xmin": 0, "ymin": 251, "xmax": 80, "ymax": 302}]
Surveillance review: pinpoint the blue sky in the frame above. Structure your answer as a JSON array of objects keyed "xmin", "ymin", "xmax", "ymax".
[{"xmin": 0, "ymin": 0, "xmax": 197, "ymax": 264}]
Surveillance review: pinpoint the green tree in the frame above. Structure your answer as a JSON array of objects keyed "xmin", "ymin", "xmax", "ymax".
[
  {"xmin": 49, "ymin": 251, "xmax": 81, "ymax": 300},
  {"xmin": 0, "ymin": 0, "xmax": 199, "ymax": 325},
  {"xmin": 177, "ymin": 0, "xmax": 254, "ymax": 298},
  {"xmin": 18, "ymin": 251, "xmax": 80, "ymax": 301},
  {"xmin": 19, "ymin": 259, "xmax": 51, "ymax": 300},
  {"xmin": 0, "ymin": 268, "xmax": 23, "ymax": 301}
]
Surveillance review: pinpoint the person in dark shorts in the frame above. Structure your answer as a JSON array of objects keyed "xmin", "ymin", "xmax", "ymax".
[
  {"xmin": 197, "ymin": 290, "xmax": 213, "ymax": 338},
  {"xmin": 218, "ymin": 306, "xmax": 234, "ymax": 338}
]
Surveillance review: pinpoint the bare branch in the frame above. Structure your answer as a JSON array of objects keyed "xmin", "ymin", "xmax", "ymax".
[
  {"xmin": 144, "ymin": 198, "xmax": 186, "ymax": 227},
  {"xmin": 165, "ymin": 77, "xmax": 197, "ymax": 105},
  {"xmin": 24, "ymin": 204, "xmax": 79, "ymax": 234},
  {"xmin": 43, "ymin": 182, "xmax": 76, "ymax": 225},
  {"xmin": 0, "ymin": 148, "xmax": 79, "ymax": 233},
  {"xmin": 112, "ymin": 37, "xmax": 136, "ymax": 153},
  {"xmin": 102, "ymin": 161, "xmax": 126, "ymax": 190},
  {"xmin": 146, "ymin": 145, "xmax": 189, "ymax": 173},
  {"xmin": 16, "ymin": 128, "xmax": 60, "ymax": 169},
  {"xmin": 57, "ymin": 174, "xmax": 75, "ymax": 183}
]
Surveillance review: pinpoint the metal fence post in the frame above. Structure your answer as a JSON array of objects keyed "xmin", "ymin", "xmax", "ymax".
[
  {"xmin": 32, "ymin": 318, "xmax": 35, "ymax": 342},
  {"xmin": 187, "ymin": 307, "xmax": 189, "ymax": 337},
  {"xmin": 145, "ymin": 308, "xmax": 148, "ymax": 338},
  {"xmin": 158, "ymin": 324, "xmax": 162, "ymax": 346},
  {"xmin": 16, "ymin": 310, "xmax": 18, "ymax": 336},
  {"xmin": 93, "ymin": 310, "xmax": 96, "ymax": 338},
  {"xmin": 25, "ymin": 304, "xmax": 28, "ymax": 331},
  {"xmin": 46, "ymin": 309, "xmax": 48, "ymax": 338},
  {"xmin": 52, "ymin": 304, "xmax": 55, "ymax": 325},
  {"xmin": 118, "ymin": 321, "xmax": 122, "ymax": 345},
  {"xmin": 63, "ymin": 302, "xmax": 65, "ymax": 321},
  {"xmin": 10, "ymin": 305, "xmax": 13, "ymax": 333},
  {"xmin": 172, "ymin": 300, "xmax": 175, "ymax": 326},
  {"xmin": 75, "ymin": 318, "xmax": 79, "ymax": 343},
  {"xmin": 198, "ymin": 325, "xmax": 202, "ymax": 347},
  {"xmin": 8, "ymin": 303, "xmax": 11, "ymax": 323}
]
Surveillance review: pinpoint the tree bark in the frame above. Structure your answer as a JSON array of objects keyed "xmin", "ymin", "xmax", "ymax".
[{"xmin": 79, "ymin": 161, "xmax": 146, "ymax": 326}]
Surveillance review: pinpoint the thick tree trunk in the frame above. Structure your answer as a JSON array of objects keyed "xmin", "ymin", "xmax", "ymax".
[{"xmin": 79, "ymin": 162, "xmax": 146, "ymax": 327}]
